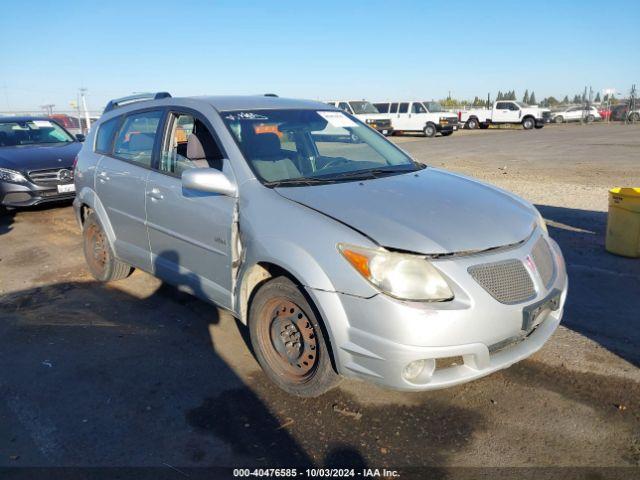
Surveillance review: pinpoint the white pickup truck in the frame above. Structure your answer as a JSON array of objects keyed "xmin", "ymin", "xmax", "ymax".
[{"xmin": 459, "ymin": 101, "xmax": 547, "ymax": 130}]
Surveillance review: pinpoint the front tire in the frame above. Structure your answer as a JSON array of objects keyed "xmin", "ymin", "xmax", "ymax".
[
  {"xmin": 249, "ymin": 276, "xmax": 340, "ymax": 397},
  {"xmin": 466, "ymin": 117, "xmax": 479, "ymax": 130},
  {"xmin": 522, "ymin": 117, "xmax": 535, "ymax": 130},
  {"xmin": 83, "ymin": 212, "xmax": 133, "ymax": 282},
  {"xmin": 554, "ymin": 116, "xmax": 564, "ymax": 124},
  {"xmin": 440, "ymin": 131, "xmax": 454, "ymax": 136},
  {"xmin": 423, "ymin": 123, "xmax": 437, "ymax": 138}
]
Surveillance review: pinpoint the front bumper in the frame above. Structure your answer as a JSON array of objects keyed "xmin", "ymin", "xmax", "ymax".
[
  {"xmin": 308, "ymin": 233, "xmax": 568, "ymax": 391},
  {"xmin": 535, "ymin": 118, "xmax": 546, "ymax": 127},
  {"xmin": 1, "ymin": 179, "xmax": 75, "ymax": 208},
  {"xmin": 367, "ymin": 122, "xmax": 393, "ymax": 135}
]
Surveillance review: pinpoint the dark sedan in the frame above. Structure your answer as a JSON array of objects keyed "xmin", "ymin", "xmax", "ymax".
[{"xmin": 0, "ymin": 116, "xmax": 83, "ymax": 213}]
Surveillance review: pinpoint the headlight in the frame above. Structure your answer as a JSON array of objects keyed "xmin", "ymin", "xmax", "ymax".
[
  {"xmin": 338, "ymin": 243, "xmax": 454, "ymax": 301},
  {"xmin": 535, "ymin": 209, "xmax": 548, "ymax": 235},
  {"xmin": 366, "ymin": 119, "xmax": 375, "ymax": 124},
  {"xmin": 0, "ymin": 167, "xmax": 27, "ymax": 184}
]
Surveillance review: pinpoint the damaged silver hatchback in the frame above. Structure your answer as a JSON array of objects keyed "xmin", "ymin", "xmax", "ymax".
[{"xmin": 74, "ymin": 93, "xmax": 568, "ymax": 397}]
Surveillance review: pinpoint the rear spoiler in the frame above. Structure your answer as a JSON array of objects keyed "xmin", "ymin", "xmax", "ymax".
[{"xmin": 103, "ymin": 92, "xmax": 171, "ymax": 114}]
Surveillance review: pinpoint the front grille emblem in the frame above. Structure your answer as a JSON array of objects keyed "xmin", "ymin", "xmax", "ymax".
[{"xmin": 57, "ymin": 169, "xmax": 72, "ymax": 181}]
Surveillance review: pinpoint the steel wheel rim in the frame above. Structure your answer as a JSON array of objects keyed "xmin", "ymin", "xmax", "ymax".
[
  {"xmin": 259, "ymin": 298, "xmax": 319, "ymax": 382},
  {"xmin": 86, "ymin": 223, "xmax": 108, "ymax": 275}
]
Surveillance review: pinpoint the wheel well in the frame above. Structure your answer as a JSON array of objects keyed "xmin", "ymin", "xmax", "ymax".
[
  {"xmin": 522, "ymin": 115, "xmax": 535, "ymax": 122},
  {"xmin": 239, "ymin": 262, "xmax": 339, "ymax": 373},
  {"xmin": 79, "ymin": 203, "xmax": 92, "ymax": 226}
]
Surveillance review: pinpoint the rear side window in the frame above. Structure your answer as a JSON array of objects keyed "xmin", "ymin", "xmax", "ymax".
[
  {"xmin": 113, "ymin": 110, "xmax": 162, "ymax": 167},
  {"xmin": 374, "ymin": 103, "xmax": 389, "ymax": 113},
  {"xmin": 398, "ymin": 103, "xmax": 409, "ymax": 113},
  {"xmin": 94, "ymin": 117, "xmax": 121, "ymax": 154},
  {"xmin": 390, "ymin": 103, "xmax": 399, "ymax": 113}
]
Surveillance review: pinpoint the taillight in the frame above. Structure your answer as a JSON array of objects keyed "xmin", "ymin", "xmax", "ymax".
[
  {"xmin": 73, "ymin": 155, "xmax": 79, "ymax": 171},
  {"xmin": 457, "ymin": 111, "xmax": 462, "ymax": 121}
]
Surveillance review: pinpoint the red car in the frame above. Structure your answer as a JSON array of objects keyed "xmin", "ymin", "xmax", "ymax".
[{"xmin": 598, "ymin": 107, "xmax": 612, "ymax": 120}]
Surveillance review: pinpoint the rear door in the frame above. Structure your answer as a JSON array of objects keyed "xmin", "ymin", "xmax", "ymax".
[
  {"xmin": 96, "ymin": 109, "xmax": 163, "ymax": 270},
  {"xmin": 394, "ymin": 102, "xmax": 411, "ymax": 130},
  {"xmin": 493, "ymin": 102, "xmax": 515, "ymax": 122},
  {"xmin": 145, "ymin": 109, "xmax": 236, "ymax": 309}
]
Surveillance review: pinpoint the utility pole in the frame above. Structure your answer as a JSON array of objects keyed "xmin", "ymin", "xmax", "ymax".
[
  {"xmin": 79, "ymin": 87, "xmax": 91, "ymax": 133},
  {"xmin": 627, "ymin": 84, "xmax": 637, "ymax": 124}
]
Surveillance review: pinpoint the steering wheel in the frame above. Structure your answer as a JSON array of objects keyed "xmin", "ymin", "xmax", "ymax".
[{"xmin": 318, "ymin": 157, "xmax": 352, "ymax": 171}]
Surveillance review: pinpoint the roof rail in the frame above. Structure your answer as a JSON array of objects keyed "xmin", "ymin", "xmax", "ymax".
[
  {"xmin": 264, "ymin": 93, "xmax": 278, "ymax": 97},
  {"xmin": 103, "ymin": 92, "xmax": 171, "ymax": 113}
]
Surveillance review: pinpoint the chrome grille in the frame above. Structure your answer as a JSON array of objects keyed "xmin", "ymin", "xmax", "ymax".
[
  {"xmin": 28, "ymin": 168, "xmax": 74, "ymax": 186},
  {"xmin": 531, "ymin": 237, "xmax": 555, "ymax": 288},
  {"xmin": 468, "ymin": 259, "xmax": 536, "ymax": 305}
]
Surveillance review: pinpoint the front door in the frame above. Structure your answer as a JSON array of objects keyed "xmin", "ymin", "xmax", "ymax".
[
  {"xmin": 95, "ymin": 109, "xmax": 163, "ymax": 271},
  {"xmin": 145, "ymin": 111, "xmax": 236, "ymax": 309}
]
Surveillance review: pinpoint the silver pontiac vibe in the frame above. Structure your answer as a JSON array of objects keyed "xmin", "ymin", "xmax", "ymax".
[{"xmin": 74, "ymin": 93, "xmax": 568, "ymax": 397}]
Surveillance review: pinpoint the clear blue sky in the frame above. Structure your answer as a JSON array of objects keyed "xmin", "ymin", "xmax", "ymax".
[{"xmin": 1, "ymin": 0, "xmax": 638, "ymax": 112}]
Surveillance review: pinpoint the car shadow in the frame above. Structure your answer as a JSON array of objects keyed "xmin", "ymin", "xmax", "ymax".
[
  {"xmin": 536, "ymin": 204, "xmax": 640, "ymax": 367},
  {"xmin": 0, "ymin": 249, "xmax": 486, "ymax": 471}
]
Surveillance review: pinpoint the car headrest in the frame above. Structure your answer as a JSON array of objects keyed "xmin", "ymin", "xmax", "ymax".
[
  {"xmin": 246, "ymin": 132, "xmax": 281, "ymax": 159},
  {"xmin": 128, "ymin": 133, "xmax": 154, "ymax": 152}
]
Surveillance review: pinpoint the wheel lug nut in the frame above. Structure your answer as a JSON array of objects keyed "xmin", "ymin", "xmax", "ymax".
[{"xmin": 285, "ymin": 341, "xmax": 293, "ymax": 347}]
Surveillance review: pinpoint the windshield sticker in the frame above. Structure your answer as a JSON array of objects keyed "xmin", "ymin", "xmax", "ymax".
[
  {"xmin": 228, "ymin": 112, "xmax": 270, "ymax": 121},
  {"xmin": 317, "ymin": 111, "xmax": 357, "ymax": 128},
  {"xmin": 30, "ymin": 120, "xmax": 53, "ymax": 129}
]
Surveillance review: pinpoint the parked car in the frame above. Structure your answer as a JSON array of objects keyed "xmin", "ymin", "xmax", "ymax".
[
  {"xmin": 597, "ymin": 106, "xmax": 612, "ymax": 121},
  {"xmin": 459, "ymin": 101, "xmax": 546, "ymax": 130},
  {"xmin": 551, "ymin": 106, "xmax": 601, "ymax": 123},
  {"xmin": 74, "ymin": 92, "xmax": 568, "ymax": 397},
  {"xmin": 326, "ymin": 100, "xmax": 392, "ymax": 135},
  {"xmin": 0, "ymin": 116, "xmax": 83, "ymax": 213},
  {"xmin": 372, "ymin": 101, "xmax": 458, "ymax": 137}
]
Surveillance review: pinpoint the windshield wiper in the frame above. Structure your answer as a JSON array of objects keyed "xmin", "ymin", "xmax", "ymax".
[
  {"xmin": 264, "ymin": 177, "xmax": 338, "ymax": 188},
  {"xmin": 327, "ymin": 166, "xmax": 421, "ymax": 180}
]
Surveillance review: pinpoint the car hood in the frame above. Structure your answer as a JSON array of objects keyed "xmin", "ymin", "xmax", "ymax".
[
  {"xmin": 275, "ymin": 168, "xmax": 536, "ymax": 255},
  {"xmin": 0, "ymin": 142, "xmax": 81, "ymax": 172}
]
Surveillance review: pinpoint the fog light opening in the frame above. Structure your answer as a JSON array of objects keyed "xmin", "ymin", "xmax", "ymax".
[{"xmin": 402, "ymin": 359, "xmax": 435, "ymax": 382}]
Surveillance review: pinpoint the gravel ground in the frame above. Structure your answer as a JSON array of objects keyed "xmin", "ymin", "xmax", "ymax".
[{"xmin": 0, "ymin": 123, "xmax": 639, "ymax": 474}]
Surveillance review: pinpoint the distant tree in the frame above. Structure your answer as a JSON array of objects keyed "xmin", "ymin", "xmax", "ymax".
[
  {"xmin": 594, "ymin": 92, "xmax": 601, "ymax": 103},
  {"xmin": 497, "ymin": 91, "xmax": 503, "ymax": 100},
  {"xmin": 573, "ymin": 94, "xmax": 581, "ymax": 104},
  {"xmin": 603, "ymin": 93, "xmax": 609, "ymax": 102},
  {"xmin": 529, "ymin": 91, "xmax": 536, "ymax": 104},
  {"xmin": 522, "ymin": 89, "xmax": 529, "ymax": 104},
  {"xmin": 546, "ymin": 96, "xmax": 558, "ymax": 106},
  {"xmin": 562, "ymin": 95, "xmax": 569, "ymax": 104}
]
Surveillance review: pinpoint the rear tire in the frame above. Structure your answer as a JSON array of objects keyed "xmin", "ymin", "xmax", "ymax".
[
  {"xmin": 522, "ymin": 117, "xmax": 535, "ymax": 130},
  {"xmin": 249, "ymin": 276, "xmax": 340, "ymax": 397},
  {"xmin": 586, "ymin": 114, "xmax": 595, "ymax": 123},
  {"xmin": 440, "ymin": 131, "xmax": 454, "ymax": 136},
  {"xmin": 466, "ymin": 117, "xmax": 479, "ymax": 130},
  {"xmin": 630, "ymin": 113, "xmax": 640, "ymax": 122},
  {"xmin": 83, "ymin": 212, "xmax": 133, "ymax": 282},
  {"xmin": 554, "ymin": 116, "xmax": 564, "ymax": 124},
  {"xmin": 423, "ymin": 123, "xmax": 437, "ymax": 138}
]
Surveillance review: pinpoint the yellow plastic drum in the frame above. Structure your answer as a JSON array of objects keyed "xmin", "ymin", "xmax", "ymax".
[{"xmin": 606, "ymin": 187, "xmax": 640, "ymax": 257}]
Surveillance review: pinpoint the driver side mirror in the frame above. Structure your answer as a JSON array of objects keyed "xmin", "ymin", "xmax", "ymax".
[
  {"xmin": 75, "ymin": 134, "xmax": 86, "ymax": 142},
  {"xmin": 182, "ymin": 167, "xmax": 237, "ymax": 197}
]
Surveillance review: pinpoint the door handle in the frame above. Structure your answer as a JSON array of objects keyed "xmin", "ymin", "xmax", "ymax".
[{"xmin": 147, "ymin": 187, "xmax": 164, "ymax": 201}]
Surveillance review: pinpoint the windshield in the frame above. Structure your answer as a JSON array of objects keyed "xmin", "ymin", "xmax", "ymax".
[
  {"xmin": 222, "ymin": 109, "xmax": 420, "ymax": 186},
  {"xmin": 349, "ymin": 101, "xmax": 379, "ymax": 115},
  {"xmin": 0, "ymin": 120, "xmax": 74, "ymax": 147},
  {"xmin": 423, "ymin": 101, "xmax": 445, "ymax": 112}
]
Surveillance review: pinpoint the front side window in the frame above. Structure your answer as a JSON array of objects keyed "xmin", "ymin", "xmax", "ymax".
[
  {"xmin": 390, "ymin": 103, "xmax": 399, "ymax": 113},
  {"xmin": 113, "ymin": 110, "xmax": 162, "ymax": 167},
  {"xmin": 95, "ymin": 117, "xmax": 121, "ymax": 154},
  {"xmin": 349, "ymin": 101, "xmax": 379, "ymax": 114},
  {"xmin": 222, "ymin": 109, "xmax": 420, "ymax": 185},
  {"xmin": 411, "ymin": 102, "xmax": 427, "ymax": 114},
  {"xmin": 337, "ymin": 102, "xmax": 352, "ymax": 114},
  {"xmin": 398, "ymin": 103, "xmax": 409, "ymax": 113},
  {"xmin": 159, "ymin": 113, "xmax": 223, "ymax": 176},
  {"xmin": 0, "ymin": 119, "xmax": 74, "ymax": 147}
]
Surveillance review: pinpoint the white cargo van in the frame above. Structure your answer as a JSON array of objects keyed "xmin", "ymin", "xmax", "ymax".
[{"xmin": 373, "ymin": 101, "xmax": 458, "ymax": 137}]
